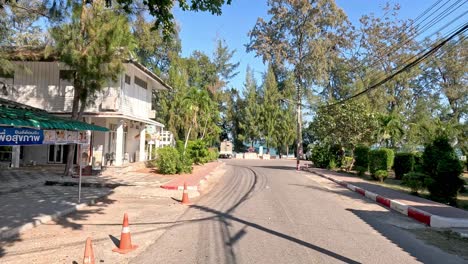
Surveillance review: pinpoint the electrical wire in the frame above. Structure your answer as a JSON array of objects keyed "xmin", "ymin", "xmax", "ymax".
[{"xmin": 326, "ymin": 23, "xmax": 468, "ymax": 107}]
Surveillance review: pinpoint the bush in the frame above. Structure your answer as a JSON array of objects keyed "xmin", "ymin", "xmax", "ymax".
[
  {"xmin": 311, "ymin": 145, "xmax": 330, "ymax": 168},
  {"xmin": 177, "ymin": 153, "xmax": 193, "ymax": 174},
  {"xmin": 374, "ymin": 170, "xmax": 388, "ymax": 182},
  {"xmin": 328, "ymin": 159, "xmax": 337, "ymax": 170},
  {"xmin": 156, "ymin": 147, "xmax": 179, "ymax": 174},
  {"xmin": 369, "ymin": 148, "xmax": 394, "ymax": 177},
  {"xmin": 402, "ymin": 172, "xmax": 427, "ymax": 194},
  {"xmin": 394, "ymin": 153, "xmax": 415, "ymax": 180},
  {"xmin": 413, "ymin": 152, "xmax": 424, "ymax": 172},
  {"xmin": 355, "ymin": 166, "xmax": 367, "ymax": 177},
  {"xmin": 354, "ymin": 145, "xmax": 369, "ymax": 169},
  {"xmin": 341, "ymin": 156, "xmax": 353, "ymax": 171},
  {"xmin": 187, "ymin": 139, "xmax": 210, "ymax": 165},
  {"xmin": 423, "ymin": 137, "xmax": 464, "ymax": 205},
  {"xmin": 206, "ymin": 148, "xmax": 219, "ymax": 162}
]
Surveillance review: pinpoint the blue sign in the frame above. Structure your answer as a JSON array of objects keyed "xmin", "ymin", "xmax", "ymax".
[{"xmin": 0, "ymin": 128, "xmax": 44, "ymax": 145}]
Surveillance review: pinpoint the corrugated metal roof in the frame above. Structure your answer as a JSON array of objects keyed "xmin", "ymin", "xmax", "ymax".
[{"xmin": 0, "ymin": 98, "xmax": 108, "ymax": 131}]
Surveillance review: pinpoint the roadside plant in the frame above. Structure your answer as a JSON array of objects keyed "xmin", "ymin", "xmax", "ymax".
[
  {"xmin": 374, "ymin": 170, "xmax": 388, "ymax": 182},
  {"xmin": 423, "ymin": 137, "xmax": 464, "ymax": 205},
  {"xmin": 394, "ymin": 153, "xmax": 415, "ymax": 180},
  {"xmin": 156, "ymin": 147, "xmax": 179, "ymax": 174},
  {"xmin": 355, "ymin": 166, "xmax": 367, "ymax": 177},
  {"xmin": 402, "ymin": 172, "xmax": 427, "ymax": 194}
]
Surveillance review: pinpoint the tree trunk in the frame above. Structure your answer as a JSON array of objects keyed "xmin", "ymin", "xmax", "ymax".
[
  {"xmin": 63, "ymin": 0, "xmax": 88, "ymax": 176},
  {"xmin": 184, "ymin": 125, "xmax": 192, "ymax": 155},
  {"xmin": 201, "ymin": 118, "xmax": 208, "ymax": 140}
]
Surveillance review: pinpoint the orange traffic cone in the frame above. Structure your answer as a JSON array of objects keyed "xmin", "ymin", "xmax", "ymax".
[
  {"xmin": 112, "ymin": 213, "xmax": 138, "ymax": 254},
  {"xmin": 83, "ymin": 237, "xmax": 95, "ymax": 264},
  {"xmin": 181, "ymin": 181, "xmax": 190, "ymax": 205}
]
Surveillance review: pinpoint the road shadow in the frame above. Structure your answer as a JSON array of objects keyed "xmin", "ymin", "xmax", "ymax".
[
  {"xmin": 0, "ymin": 188, "xmax": 116, "ymax": 257},
  {"xmin": 253, "ymin": 165, "xmax": 297, "ymax": 171},
  {"xmin": 346, "ymin": 209, "xmax": 466, "ymax": 263}
]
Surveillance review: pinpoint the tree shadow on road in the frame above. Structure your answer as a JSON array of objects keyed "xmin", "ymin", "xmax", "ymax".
[{"xmin": 0, "ymin": 188, "xmax": 116, "ymax": 258}]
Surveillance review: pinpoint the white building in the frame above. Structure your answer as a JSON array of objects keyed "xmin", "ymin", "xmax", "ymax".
[{"xmin": 0, "ymin": 59, "xmax": 171, "ymax": 167}]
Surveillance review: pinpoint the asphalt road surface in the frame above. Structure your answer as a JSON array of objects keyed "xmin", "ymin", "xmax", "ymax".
[{"xmin": 131, "ymin": 160, "xmax": 466, "ymax": 264}]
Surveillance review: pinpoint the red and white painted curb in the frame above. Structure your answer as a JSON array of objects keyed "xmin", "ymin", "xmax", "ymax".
[
  {"xmin": 304, "ymin": 168, "xmax": 468, "ymax": 228},
  {"xmin": 160, "ymin": 162, "xmax": 224, "ymax": 191}
]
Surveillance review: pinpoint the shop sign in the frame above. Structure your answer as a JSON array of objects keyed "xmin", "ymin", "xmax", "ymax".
[
  {"xmin": 0, "ymin": 128, "xmax": 44, "ymax": 145},
  {"xmin": 44, "ymin": 130, "xmax": 90, "ymax": 144}
]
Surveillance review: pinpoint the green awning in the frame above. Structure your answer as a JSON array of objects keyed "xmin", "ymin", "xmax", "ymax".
[{"xmin": 0, "ymin": 99, "xmax": 108, "ymax": 131}]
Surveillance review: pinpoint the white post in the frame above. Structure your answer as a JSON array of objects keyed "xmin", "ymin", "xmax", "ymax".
[
  {"xmin": 11, "ymin": 145, "xmax": 20, "ymax": 168},
  {"xmin": 139, "ymin": 127, "xmax": 146, "ymax": 162},
  {"xmin": 115, "ymin": 120, "xmax": 124, "ymax": 166}
]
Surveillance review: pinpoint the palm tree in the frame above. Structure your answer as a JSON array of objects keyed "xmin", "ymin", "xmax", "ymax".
[{"xmin": 376, "ymin": 113, "xmax": 404, "ymax": 148}]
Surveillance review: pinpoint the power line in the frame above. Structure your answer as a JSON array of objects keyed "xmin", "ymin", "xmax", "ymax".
[
  {"xmin": 350, "ymin": 0, "xmax": 466, "ymax": 74},
  {"xmin": 327, "ymin": 23, "xmax": 468, "ymax": 107}
]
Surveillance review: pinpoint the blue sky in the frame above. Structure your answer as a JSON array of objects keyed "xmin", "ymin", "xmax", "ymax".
[{"xmin": 173, "ymin": 0, "xmax": 459, "ymax": 91}]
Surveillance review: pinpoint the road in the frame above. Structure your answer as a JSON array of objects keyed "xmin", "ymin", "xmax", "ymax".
[{"xmin": 131, "ymin": 159, "xmax": 466, "ymax": 264}]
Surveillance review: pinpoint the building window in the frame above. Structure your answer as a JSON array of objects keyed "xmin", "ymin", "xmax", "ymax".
[
  {"xmin": 59, "ymin": 70, "xmax": 75, "ymax": 81},
  {"xmin": 134, "ymin": 76, "xmax": 147, "ymax": 89},
  {"xmin": 125, "ymin": 74, "xmax": 131, "ymax": 85}
]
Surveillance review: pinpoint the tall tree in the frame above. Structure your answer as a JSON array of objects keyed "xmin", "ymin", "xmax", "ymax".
[
  {"xmin": 276, "ymin": 73, "xmax": 296, "ymax": 157},
  {"xmin": 239, "ymin": 67, "xmax": 261, "ymax": 148},
  {"xmin": 50, "ymin": 0, "xmax": 135, "ymax": 175},
  {"xmin": 2, "ymin": 0, "xmax": 232, "ymax": 37},
  {"xmin": 131, "ymin": 13, "xmax": 181, "ymax": 75},
  {"xmin": 260, "ymin": 66, "xmax": 281, "ymax": 150},
  {"xmin": 247, "ymin": 0, "xmax": 351, "ymax": 168}
]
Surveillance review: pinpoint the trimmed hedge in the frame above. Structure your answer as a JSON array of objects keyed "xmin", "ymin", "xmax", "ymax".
[
  {"xmin": 394, "ymin": 153, "xmax": 415, "ymax": 180},
  {"xmin": 369, "ymin": 148, "xmax": 394, "ymax": 179},
  {"xmin": 354, "ymin": 145, "xmax": 369, "ymax": 171},
  {"xmin": 423, "ymin": 137, "xmax": 464, "ymax": 205},
  {"xmin": 402, "ymin": 172, "xmax": 427, "ymax": 194}
]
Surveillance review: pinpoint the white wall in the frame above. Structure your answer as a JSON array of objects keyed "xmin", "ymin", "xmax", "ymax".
[{"xmin": 120, "ymin": 64, "xmax": 152, "ymax": 119}]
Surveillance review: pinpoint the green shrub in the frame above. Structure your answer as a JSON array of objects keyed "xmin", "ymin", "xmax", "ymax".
[
  {"xmin": 156, "ymin": 147, "xmax": 179, "ymax": 174},
  {"xmin": 341, "ymin": 156, "xmax": 353, "ymax": 171},
  {"xmin": 394, "ymin": 153, "xmax": 415, "ymax": 180},
  {"xmin": 177, "ymin": 154, "xmax": 193, "ymax": 174},
  {"xmin": 402, "ymin": 172, "xmax": 427, "ymax": 194},
  {"xmin": 423, "ymin": 137, "xmax": 464, "ymax": 205},
  {"xmin": 187, "ymin": 139, "xmax": 210, "ymax": 165},
  {"xmin": 413, "ymin": 152, "xmax": 424, "ymax": 172},
  {"xmin": 330, "ymin": 145, "xmax": 344, "ymax": 168},
  {"xmin": 374, "ymin": 170, "xmax": 388, "ymax": 182},
  {"xmin": 206, "ymin": 148, "xmax": 219, "ymax": 162},
  {"xmin": 328, "ymin": 159, "xmax": 337, "ymax": 170},
  {"xmin": 354, "ymin": 145, "xmax": 369, "ymax": 169},
  {"xmin": 355, "ymin": 166, "xmax": 367, "ymax": 177},
  {"xmin": 311, "ymin": 145, "xmax": 330, "ymax": 168},
  {"xmin": 369, "ymin": 148, "xmax": 394, "ymax": 177}
]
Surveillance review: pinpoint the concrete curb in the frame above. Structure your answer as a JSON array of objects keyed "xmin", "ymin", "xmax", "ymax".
[
  {"xmin": 0, "ymin": 193, "xmax": 108, "ymax": 239},
  {"xmin": 160, "ymin": 161, "xmax": 225, "ymax": 191},
  {"xmin": 305, "ymin": 168, "xmax": 468, "ymax": 228}
]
